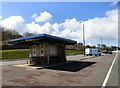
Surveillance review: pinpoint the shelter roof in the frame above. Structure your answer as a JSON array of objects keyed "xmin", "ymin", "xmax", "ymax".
[{"xmin": 10, "ymin": 34, "xmax": 77, "ymax": 45}]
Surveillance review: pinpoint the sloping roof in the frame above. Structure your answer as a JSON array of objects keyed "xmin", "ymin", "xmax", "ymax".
[{"xmin": 10, "ymin": 34, "xmax": 77, "ymax": 45}]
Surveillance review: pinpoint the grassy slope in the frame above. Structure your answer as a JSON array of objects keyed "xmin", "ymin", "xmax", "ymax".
[
  {"xmin": 1, "ymin": 49, "xmax": 83, "ymax": 60},
  {"xmin": 66, "ymin": 49, "xmax": 84, "ymax": 55},
  {"xmin": 2, "ymin": 49, "xmax": 29, "ymax": 60}
]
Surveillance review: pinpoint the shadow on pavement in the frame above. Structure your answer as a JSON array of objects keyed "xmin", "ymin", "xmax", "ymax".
[{"xmin": 44, "ymin": 61, "xmax": 96, "ymax": 72}]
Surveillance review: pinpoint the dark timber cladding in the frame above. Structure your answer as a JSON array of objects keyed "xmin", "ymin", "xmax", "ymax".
[{"xmin": 10, "ymin": 34, "xmax": 77, "ymax": 66}]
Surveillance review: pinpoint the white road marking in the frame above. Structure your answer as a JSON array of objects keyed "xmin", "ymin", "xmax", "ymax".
[{"xmin": 101, "ymin": 53, "xmax": 118, "ymax": 88}]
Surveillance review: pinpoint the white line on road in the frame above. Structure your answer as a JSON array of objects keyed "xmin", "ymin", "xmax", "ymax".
[{"xmin": 101, "ymin": 53, "xmax": 118, "ymax": 88}]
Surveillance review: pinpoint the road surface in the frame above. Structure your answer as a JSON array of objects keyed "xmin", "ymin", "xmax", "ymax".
[{"xmin": 1, "ymin": 53, "xmax": 119, "ymax": 87}]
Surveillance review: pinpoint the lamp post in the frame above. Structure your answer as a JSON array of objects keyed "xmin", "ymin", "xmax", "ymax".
[
  {"xmin": 80, "ymin": 22, "xmax": 85, "ymax": 56},
  {"xmin": 101, "ymin": 36, "xmax": 102, "ymax": 48}
]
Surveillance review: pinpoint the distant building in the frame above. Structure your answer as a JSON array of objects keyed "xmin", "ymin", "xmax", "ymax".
[
  {"xmin": 97, "ymin": 44, "xmax": 106, "ymax": 48},
  {"xmin": 10, "ymin": 34, "xmax": 77, "ymax": 66},
  {"xmin": 101, "ymin": 44, "xmax": 107, "ymax": 48}
]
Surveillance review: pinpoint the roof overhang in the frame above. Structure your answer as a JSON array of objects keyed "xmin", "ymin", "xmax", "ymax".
[{"xmin": 9, "ymin": 34, "xmax": 77, "ymax": 45}]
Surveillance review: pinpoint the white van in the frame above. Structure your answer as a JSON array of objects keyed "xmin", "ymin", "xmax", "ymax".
[{"xmin": 85, "ymin": 48, "xmax": 101, "ymax": 56}]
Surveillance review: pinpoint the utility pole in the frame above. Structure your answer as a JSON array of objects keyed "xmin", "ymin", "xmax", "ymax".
[
  {"xmin": 108, "ymin": 40, "xmax": 109, "ymax": 47},
  {"xmin": 101, "ymin": 36, "xmax": 102, "ymax": 48},
  {"xmin": 83, "ymin": 23, "xmax": 85, "ymax": 56},
  {"xmin": 79, "ymin": 22, "xmax": 85, "ymax": 56}
]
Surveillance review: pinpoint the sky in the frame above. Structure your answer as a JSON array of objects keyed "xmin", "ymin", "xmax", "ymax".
[{"xmin": 0, "ymin": 2, "xmax": 118, "ymax": 46}]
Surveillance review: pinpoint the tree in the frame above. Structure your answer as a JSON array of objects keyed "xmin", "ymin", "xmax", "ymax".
[
  {"xmin": 78, "ymin": 42, "xmax": 83, "ymax": 46},
  {"xmin": 23, "ymin": 32, "xmax": 36, "ymax": 37},
  {"xmin": 1, "ymin": 27, "xmax": 22, "ymax": 41},
  {"xmin": 97, "ymin": 44, "xmax": 101, "ymax": 48},
  {"xmin": 86, "ymin": 45, "xmax": 91, "ymax": 48}
]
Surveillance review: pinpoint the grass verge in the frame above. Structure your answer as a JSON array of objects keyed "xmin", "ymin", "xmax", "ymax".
[
  {"xmin": 66, "ymin": 49, "xmax": 84, "ymax": 55},
  {"xmin": 1, "ymin": 49, "xmax": 83, "ymax": 60},
  {"xmin": 1, "ymin": 49, "xmax": 29, "ymax": 60}
]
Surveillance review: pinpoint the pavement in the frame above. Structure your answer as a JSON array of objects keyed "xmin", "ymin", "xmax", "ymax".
[
  {"xmin": 0, "ymin": 55, "xmax": 92, "ymax": 66},
  {"xmin": 1, "ymin": 53, "xmax": 119, "ymax": 87},
  {"xmin": 0, "ymin": 60, "xmax": 27, "ymax": 66}
]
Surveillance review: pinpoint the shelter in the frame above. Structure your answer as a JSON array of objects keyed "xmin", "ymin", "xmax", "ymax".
[{"xmin": 10, "ymin": 34, "xmax": 77, "ymax": 66}]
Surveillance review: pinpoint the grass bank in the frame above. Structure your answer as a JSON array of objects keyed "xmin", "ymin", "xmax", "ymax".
[
  {"xmin": 1, "ymin": 49, "xmax": 29, "ymax": 60},
  {"xmin": 1, "ymin": 49, "xmax": 83, "ymax": 60},
  {"xmin": 66, "ymin": 49, "xmax": 84, "ymax": 55}
]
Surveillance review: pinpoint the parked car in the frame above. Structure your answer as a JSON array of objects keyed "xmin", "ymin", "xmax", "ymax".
[
  {"xmin": 112, "ymin": 50, "xmax": 118, "ymax": 53},
  {"xmin": 85, "ymin": 48, "xmax": 101, "ymax": 56},
  {"xmin": 102, "ymin": 50, "xmax": 112, "ymax": 54}
]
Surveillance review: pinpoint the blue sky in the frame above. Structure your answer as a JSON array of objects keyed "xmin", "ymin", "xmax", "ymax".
[
  {"xmin": 2, "ymin": 2, "xmax": 117, "ymax": 23},
  {"xmin": 1, "ymin": 2, "xmax": 118, "ymax": 46}
]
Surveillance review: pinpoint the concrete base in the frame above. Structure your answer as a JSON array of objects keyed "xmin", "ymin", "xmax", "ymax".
[{"xmin": 28, "ymin": 56, "xmax": 66, "ymax": 66}]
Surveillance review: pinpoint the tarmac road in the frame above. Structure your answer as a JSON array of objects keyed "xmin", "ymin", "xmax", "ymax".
[
  {"xmin": 106, "ymin": 52, "xmax": 118, "ymax": 87},
  {"xmin": 1, "ymin": 53, "xmax": 119, "ymax": 87},
  {"xmin": 0, "ymin": 60, "xmax": 27, "ymax": 66},
  {"xmin": 0, "ymin": 55, "xmax": 91, "ymax": 66}
]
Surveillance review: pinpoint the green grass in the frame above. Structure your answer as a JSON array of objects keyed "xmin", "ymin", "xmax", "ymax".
[
  {"xmin": 66, "ymin": 49, "xmax": 84, "ymax": 55},
  {"xmin": 1, "ymin": 49, "xmax": 29, "ymax": 60},
  {"xmin": 1, "ymin": 49, "xmax": 83, "ymax": 60}
]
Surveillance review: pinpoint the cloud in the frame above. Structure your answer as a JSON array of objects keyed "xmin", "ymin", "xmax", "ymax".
[
  {"xmin": 32, "ymin": 11, "xmax": 52, "ymax": 22},
  {"xmin": 54, "ymin": 8, "xmax": 117, "ymax": 42},
  {"xmin": 0, "ymin": 16, "xmax": 2, "ymax": 20},
  {"xmin": 84, "ymin": 9, "xmax": 118, "ymax": 41},
  {"xmin": 57, "ymin": 18, "xmax": 83, "ymax": 41},
  {"xmin": 0, "ymin": 9, "xmax": 118, "ymax": 43},
  {"xmin": 87, "ymin": 42, "xmax": 91, "ymax": 46},
  {"xmin": 0, "ymin": 16, "xmax": 27, "ymax": 34},
  {"xmin": 111, "ymin": 0, "xmax": 119, "ymax": 6},
  {"xmin": 26, "ymin": 21, "xmax": 54, "ymax": 34},
  {"xmin": 31, "ymin": 14, "xmax": 37, "ymax": 18}
]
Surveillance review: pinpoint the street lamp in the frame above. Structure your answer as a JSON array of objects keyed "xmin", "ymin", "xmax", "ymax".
[{"xmin": 80, "ymin": 22, "xmax": 85, "ymax": 56}]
